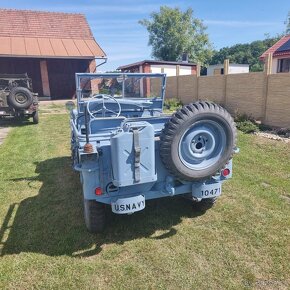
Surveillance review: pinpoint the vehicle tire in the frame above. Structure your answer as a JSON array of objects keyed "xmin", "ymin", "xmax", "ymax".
[
  {"xmin": 32, "ymin": 111, "xmax": 39, "ymax": 124},
  {"xmin": 83, "ymin": 198, "xmax": 106, "ymax": 233},
  {"xmin": 160, "ymin": 101, "xmax": 237, "ymax": 181},
  {"xmin": 8, "ymin": 87, "xmax": 33, "ymax": 110}
]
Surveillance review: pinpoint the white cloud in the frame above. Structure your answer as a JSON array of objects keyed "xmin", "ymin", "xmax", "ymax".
[{"xmin": 204, "ymin": 19, "xmax": 282, "ymax": 28}]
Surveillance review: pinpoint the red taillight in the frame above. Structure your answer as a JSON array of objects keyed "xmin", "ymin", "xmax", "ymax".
[
  {"xmin": 95, "ymin": 187, "xmax": 102, "ymax": 195},
  {"xmin": 222, "ymin": 168, "xmax": 230, "ymax": 177}
]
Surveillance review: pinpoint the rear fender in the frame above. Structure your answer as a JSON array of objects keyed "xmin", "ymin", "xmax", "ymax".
[{"xmin": 75, "ymin": 160, "xmax": 101, "ymax": 200}]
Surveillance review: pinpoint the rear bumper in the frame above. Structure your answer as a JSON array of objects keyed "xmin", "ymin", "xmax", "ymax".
[
  {"xmin": 101, "ymin": 180, "xmax": 222, "ymax": 214},
  {"xmin": 0, "ymin": 103, "xmax": 38, "ymax": 117},
  {"xmin": 77, "ymin": 159, "xmax": 233, "ymax": 206},
  {"xmin": 85, "ymin": 178, "xmax": 227, "ymax": 205}
]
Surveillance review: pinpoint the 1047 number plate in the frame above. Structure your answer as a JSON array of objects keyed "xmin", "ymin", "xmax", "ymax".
[
  {"xmin": 192, "ymin": 182, "xmax": 222, "ymax": 199},
  {"xmin": 201, "ymin": 187, "xmax": 221, "ymax": 198}
]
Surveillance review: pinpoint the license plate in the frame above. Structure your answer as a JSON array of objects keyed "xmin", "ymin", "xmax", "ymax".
[
  {"xmin": 111, "ymin": 195, "xmax": 145, "ymax": 214},
  {"xmin": 192, "ymin": 182, "xmax": 222, "ymax": 199}
]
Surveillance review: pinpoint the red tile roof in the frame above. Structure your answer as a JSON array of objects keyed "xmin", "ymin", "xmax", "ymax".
[
  {"xmin": 260, "ymin": 35, "xmax": 290, "ymax": 60},
  {"xmin": 0, "ymin": 9, "xmax": 106, "ymax": 58}
]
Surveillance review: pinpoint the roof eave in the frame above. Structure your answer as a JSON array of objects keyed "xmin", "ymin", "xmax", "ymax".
[
  {"xmin": 118, "ymin": 59, "xmax": 197, "ymax": 70},
  {"xmin": 0, "ymin": 54, "xmax": 105, "ymax": 59}
]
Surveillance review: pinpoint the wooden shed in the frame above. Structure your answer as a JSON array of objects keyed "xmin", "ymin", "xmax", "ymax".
[{"xmin": 0, "ymin": 9, "xmax": 106, "ymax": 99}]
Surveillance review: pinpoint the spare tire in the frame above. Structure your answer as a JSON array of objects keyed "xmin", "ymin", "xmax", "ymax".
[
  {"xmin": 8, "ymin": 87, "xmax": 33, "ymax": 110},
  {"xmin": 160, "ymin": 101, "xmax": 237, "ymax": 181}
]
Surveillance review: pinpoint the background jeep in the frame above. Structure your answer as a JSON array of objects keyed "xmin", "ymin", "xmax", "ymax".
[{"xmin": 0, "ymin": 73, "xmax": 39, "ymax": 124}]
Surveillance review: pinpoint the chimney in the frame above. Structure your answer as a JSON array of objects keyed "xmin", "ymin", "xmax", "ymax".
[{"xmin": 182, "ymin": 53, "xmax": 189, "ymax": 63}]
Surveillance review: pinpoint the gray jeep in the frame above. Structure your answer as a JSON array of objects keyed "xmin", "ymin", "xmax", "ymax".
[
  {"xmin": 0, "ymin": 73, "xmax": 39, "ymax": 124},
  {"xmin": 70, "ymin": 73, "xmax": 238, "ymax": 233}
]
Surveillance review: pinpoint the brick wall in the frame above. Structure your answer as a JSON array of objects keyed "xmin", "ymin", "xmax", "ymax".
[{"xmin": 163, "ymin": 72, "xmax": 290, "ymax": 128}]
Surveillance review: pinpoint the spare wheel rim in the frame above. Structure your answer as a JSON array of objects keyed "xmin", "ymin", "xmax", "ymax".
[
  {"xmin": 15, "ymin": 93, "xmax": 28, "ymax": 104},
  {"xmin": 178, "ymin": 120, "xmax": 227, "ymax": 170}
]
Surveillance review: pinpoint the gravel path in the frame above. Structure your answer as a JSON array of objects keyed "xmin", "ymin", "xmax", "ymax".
[
  {"xmin": 0, "ymin": 125, "xmax": 10, "ymax": 145},
  {"xmin": 254, "ymin": 131, "xmax": 290, "ymax": 143}
]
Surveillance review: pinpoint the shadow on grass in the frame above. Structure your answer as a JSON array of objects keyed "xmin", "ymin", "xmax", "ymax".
[
  {"xmin": 0, "ymin": 117, "xmax": 35, "ymax": 128},
  {"xmin": 1, "ymin": 157, "xmax": 205, "ymax": 257}
]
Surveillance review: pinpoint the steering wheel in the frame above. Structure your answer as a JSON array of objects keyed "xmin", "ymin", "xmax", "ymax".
[{"xmin": 87, "ymin": 94, "xmax": 121, "ymax": 119}]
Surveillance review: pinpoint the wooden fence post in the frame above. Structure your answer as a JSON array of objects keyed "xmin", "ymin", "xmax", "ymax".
[
  {"xmin": 176, "ymin": 76, "xmax": 179, "ymax": 99},
  {"xmin": 176, "ymin": 65, "xmax": 180, "ymax": 99},
  {"xmin": 223, "ymin": 59, "xmax": 229, "ymax": 107},
  {"xmin": 223, "ymin": 59, "xmax": 229, "ymax": 75},
  {"xmin": 196, "ymin": 63, "xmax": 201, "ymax": 77},
  {"xmin": 262, "ymin": 53, "xmax": 272, "ymax": 123},
  {"xmin": 196, "ymin": 63, "xmax": 200, "ymax": 101}
]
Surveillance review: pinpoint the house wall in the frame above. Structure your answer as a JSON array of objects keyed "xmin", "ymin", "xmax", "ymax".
[
  {"xmin": 207, "ymin": 64, "xmax": 249, "ymax": 76},
  {"xmin": 47, "ymin": 59, "xmax": 90, "ymax": 99},
  {"xmin": 272, "ymin": 58, "xmax": 278, "ymax": 74},
  {"xmin": 149, "ymin": 64, "xmax": 196, "ymax": 76},
  {"xmin": 150, "ymin": 64, "xmax": 177, "ymax": 76},
  {"xmin": 0, "ymin": 57, "xmax": 43, "ymax": 95},
  {"xmin": 163, "ymin": 72, "xmax": 290, "ymax": 128},
  {"xmin": 272, "ymin": 56, "xmax": 290, "ymax": 74},
  {"xmin": 179, "ymin": 66, "xmax": 193, "ymax": 75},
  {"xmin": 228, "ymin": 64, "xmax": 249, "ymax": 74}
]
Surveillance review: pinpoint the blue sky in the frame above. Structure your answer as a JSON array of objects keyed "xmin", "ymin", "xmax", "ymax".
[{"xmin": 0, "ymin": 0, "xmax": 288, "ymax": 71}]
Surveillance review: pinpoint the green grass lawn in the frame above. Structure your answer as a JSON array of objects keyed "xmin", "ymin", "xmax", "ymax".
[{"xmin": 0, "ymin": 112, "xmax": 289, "ymax": 290}]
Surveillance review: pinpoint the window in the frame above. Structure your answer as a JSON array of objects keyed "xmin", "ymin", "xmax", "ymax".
[
  {"xmin": 278, "ymin": 58, "xmax": 290, "ymax": 73},
  {"xmin": 213, "ymin": 68, "xmax": 223, "ymax": 75}
]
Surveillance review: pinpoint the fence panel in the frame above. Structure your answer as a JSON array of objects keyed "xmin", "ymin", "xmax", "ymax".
[
  {"xmin": 266, "ymin": 74, "xmax": 290, "ymax": 127},
  {"xmin": 163, "ymin": 72, "xmax": 290, "ymax": 127},
  {"xmin": 226, "ymin": 73, "xmax": 265, "ymax": 118}
]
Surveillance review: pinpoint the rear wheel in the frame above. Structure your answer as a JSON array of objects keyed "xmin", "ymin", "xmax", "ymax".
[
  {"xmin": 83, "ymin": 198, "xmax": 106, "ymax": 233},
  {"xmin": 32, "ymin": 111, "xmax": 39, "ymax": 124}
]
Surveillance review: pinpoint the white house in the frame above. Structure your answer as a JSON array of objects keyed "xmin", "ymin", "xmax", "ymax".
[
  {"xmin": 260, "ymin": 35, "xmax": 290, "ymax": 74},
  {"xmin": 207, "ymin": 63, "xmax": 249, "ymax": 76},
  {"xmin": 118, "ymin": 60, "xmax": 197, "ymax": 76}
]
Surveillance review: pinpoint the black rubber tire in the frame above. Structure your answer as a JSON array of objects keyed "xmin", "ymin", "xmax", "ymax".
[
  {"xmin": 8, "ymin": 87, "xmax": 33, "ymax": 110},
  {"xmin": 160, "ymin": 101, "xmax": 237, "ymax": 181},
  {"xmin": 32, "ymin": 111, "xmax": 39, "ymax": 124},
  {"xmin": 83, "ymin": 198, "xmax": 106, "ymax": 233}
]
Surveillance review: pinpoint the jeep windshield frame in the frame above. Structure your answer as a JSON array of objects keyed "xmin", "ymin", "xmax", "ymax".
[{"xmin": 75, "ymin": 73, "xmax": 166, "ymax": 112}]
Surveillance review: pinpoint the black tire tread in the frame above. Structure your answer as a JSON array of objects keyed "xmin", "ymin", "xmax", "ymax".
[
  {"xmin": 32, "ymin": 111, "xmax": 39, "ymax": 124},
  {"xmin": 160, "ymin": 101, "xmax": 237, "ymax": 181},
  {"xmin": 84, "ymin": 199, "xmax": 105, "ymax": 233}
]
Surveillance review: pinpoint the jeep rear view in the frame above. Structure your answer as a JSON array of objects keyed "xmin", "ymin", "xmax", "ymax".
[{"xmin": 69, "ymin": 73, "xmax": 237, "ymax": 233}]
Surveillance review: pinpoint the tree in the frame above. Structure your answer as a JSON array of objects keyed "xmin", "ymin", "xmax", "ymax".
[
  {"xmin": 139, "ymin": 6, "xmax": 212, "ymax": 65},
  {"xmin": 210, "ymin": 35, "xmax": 282, "ymax": 72}
]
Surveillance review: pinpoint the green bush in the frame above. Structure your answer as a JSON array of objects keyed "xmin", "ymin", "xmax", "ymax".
[
  {"xmin": 236, "ymin": 120, "xmax": 259, "ymax": 133},
  {"xmin": 235, "ymin": 113, "xmax": 259, "ymax": 133},
  {"xmin": 163, "ymin": 98, "xmax": 183, "ymax": 111}
]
